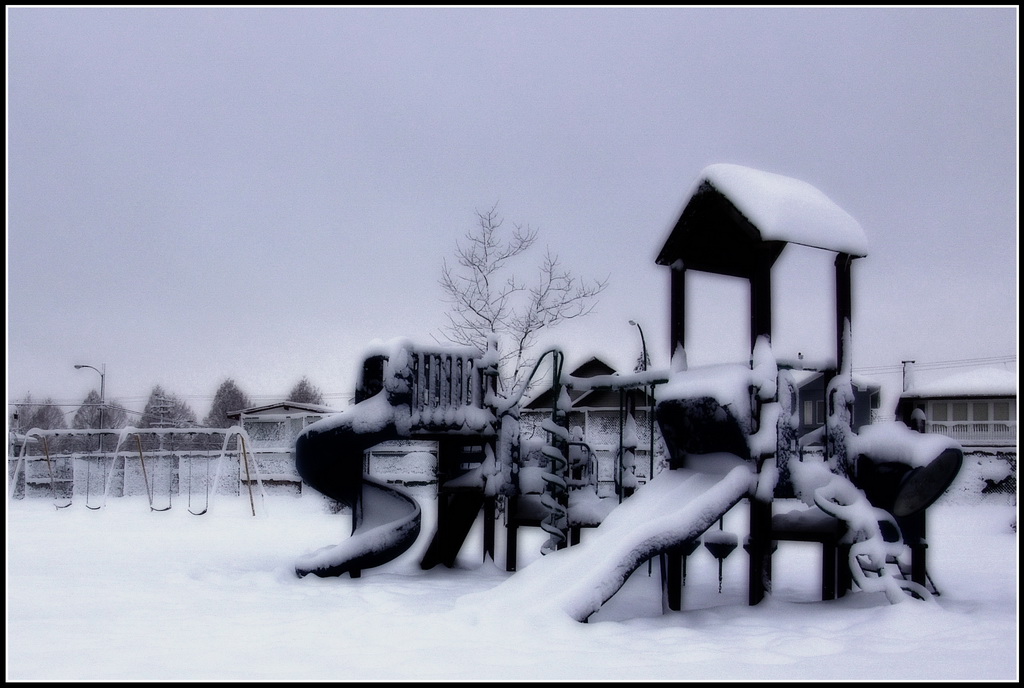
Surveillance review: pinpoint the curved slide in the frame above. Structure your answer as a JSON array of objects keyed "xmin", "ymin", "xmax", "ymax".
[
  {"xmin": 293, "ymin": 398, "xmax": 422, "ymax": 578},
  {"xmin": 474, "ymin": 453, "xmax": 756, "ymax": 622}
]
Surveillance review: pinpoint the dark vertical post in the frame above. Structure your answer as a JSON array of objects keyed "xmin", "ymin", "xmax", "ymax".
[
  {"xmin": 747, "ymin": 498, "xmax": 772, "ymax": 604},
  {"xmin": 899, "ymin": 511, "xmax": 928, "ymax": 589},
  {"xmin": 506, "ymin": 513, "xmax": 518, "ymax": 572},
  {"xmin": 827, "ymin": 253, "xmax": 855, "ymax": 473},
  {"xmin": 670, "ymin": 265, "xmax": 686, "ymax": 356},
  {"xmin": 483, "ymin": 494, "xmax": 495, "ymax": 562},
  {"xmin": 838, "ymin": 543, "xmax": 852, "ymax": 596},
  {"xmin": 663, "ymin": 548, "xmax": 683, "ymax": 611},
  {"xmin": 835, "ymin": 253, "xmax": 854, "ymax": 371},
  {"xmin": 617, "ymin": 388, "xmax": 626, "ymax": 502},
  {"xmin": 822, "ymin": 542, "xmax": 837, "ymax": 600},
  {"xmin": 747, "ymin": 250, "xmax": 774, "ymax": 604},
  {"xmin": 749, "ymin": 253, "xmax": 773, "ymax": 351}
]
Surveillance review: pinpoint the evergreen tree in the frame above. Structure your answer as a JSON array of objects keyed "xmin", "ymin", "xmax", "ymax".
[
  {"xmin": 204, "ymin": 379, "xmax": 252, "ymax": 428},
  {"xmin": 138, "ymin": 385, "xmax": 198, "ymax": 429},
  {"xmin": 286, "ymin": 376, "xmax": 325, "ymax": 405},
  {"xmin": 135, "ymin": 385, "xmax": 197, "ymax": 451}
]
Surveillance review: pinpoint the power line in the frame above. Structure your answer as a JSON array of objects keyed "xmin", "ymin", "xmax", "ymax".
[{"xmin": 854, "ymin": 354, "xmax": 1015, "ymax": 375}]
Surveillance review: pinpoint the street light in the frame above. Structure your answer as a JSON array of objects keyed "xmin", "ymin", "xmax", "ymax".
[
  {"xmin": 74, "ymin": 364, "xmax": 106, "ymax": 442},
  {"xmin": 628, "ymin": 320, "xmax": 654, "ymax": 485},
  {"xmin": 628, "ymin": 320, "xmax": 649, "ymax": 372}
]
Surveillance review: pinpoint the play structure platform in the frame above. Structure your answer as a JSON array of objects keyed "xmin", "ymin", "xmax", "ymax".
[{"xmin": 291, "ymin": 163, "xmax": 965, "ymax": 618}]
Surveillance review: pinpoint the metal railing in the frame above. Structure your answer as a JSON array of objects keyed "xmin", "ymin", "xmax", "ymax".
[
  {"xmin": 926, "ymin": 420, "xmax": 1017, "ymax": 444},
  {"xmin": 373, "ymin": 344, "xmax": 499, "ymax": 434}
]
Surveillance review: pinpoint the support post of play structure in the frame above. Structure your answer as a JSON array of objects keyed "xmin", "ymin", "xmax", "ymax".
[
  {"xmin": 662, "ymin": 547, "xmax": 683, "ymax": 611},
  {"xmin": 835, "ymin": 253, "xmax": 854, "ymax": 375},
  {"xmin": 749, "ymin": 250, "xmax": 773, "ymax": 352},
  {"xmin": 747, "ymin": 497, "xmax": 772, "ymax": 604},
  {"xmin": 483, "ymin": 494, "xmax": 496, "ymax": 562},
  {"xmin": 669, "ymin": 264, "xmax": 686, "ymax": 355},
  {"xmin": 747, "ymin": 248, "xmax": 776, "ymax": 605}
]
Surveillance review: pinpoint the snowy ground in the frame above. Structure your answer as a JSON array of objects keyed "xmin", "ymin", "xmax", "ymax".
[{"xmin": 5, "ymin": 485, "xmax": 1018, "ymax": 682}]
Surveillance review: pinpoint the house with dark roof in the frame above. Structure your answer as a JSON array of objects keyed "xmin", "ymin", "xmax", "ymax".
[
  {"xmin": 792, "ymin": 370, "xmax": 882, "ymax": 437},
  {"xmin": 521, "ymin": 357, "xmax": 659, "ymax": 497}
]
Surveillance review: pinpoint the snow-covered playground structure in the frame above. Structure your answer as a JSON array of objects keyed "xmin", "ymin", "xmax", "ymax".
[{"xmin": 296, "ymin": 163, "xmax": 965, "ymax": 619}]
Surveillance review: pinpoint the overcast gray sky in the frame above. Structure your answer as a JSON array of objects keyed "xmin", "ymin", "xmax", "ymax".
[{"xmin": 7, "ymin": 6, "xmax": 1018, "ymax": 419}]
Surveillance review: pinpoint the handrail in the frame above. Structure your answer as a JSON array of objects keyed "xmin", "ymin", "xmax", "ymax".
[{"xmin": 495, "ymin": 348, "xmax": 566, "ymax": 416}]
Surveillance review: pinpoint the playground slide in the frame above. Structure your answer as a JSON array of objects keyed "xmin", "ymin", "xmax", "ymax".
[
  {"xmin": 476, "ymin": 453, "xmax": 756, "ymax": 622},
  {"xmin": 293, "ymin": 399, "xmax": 422, "ymax": 578}
]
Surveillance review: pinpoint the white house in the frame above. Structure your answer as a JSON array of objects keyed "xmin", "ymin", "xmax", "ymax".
[
  {"xmin": 227, "ymin": 401, "xmax": 338, "ymax": 494},
  {"xmin": 896, "ymin": 367, "xmax": 1017, "ymax": 448},
  {"xmin": 895, "ymin": 367, "xmax": 1017, "ymax": 502}
]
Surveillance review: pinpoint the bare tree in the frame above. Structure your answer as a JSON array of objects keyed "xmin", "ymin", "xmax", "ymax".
[
  {"xmin": 72, "ymin": 389, "xmax": 127, "ymax": 431},
  {"xmin": 11, "ymin": 394, "xmax": 67, "ymax": 432},
  {"xmin": 10, "ymin": 395, "xmax": 71, "ymax": 452},
  {"xmin": 438, "ymin": 204, "xmax": 608, "ymax": 393}
]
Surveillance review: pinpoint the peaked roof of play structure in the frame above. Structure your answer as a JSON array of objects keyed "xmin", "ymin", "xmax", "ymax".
[{"xmin": 656, "ymin": 163, "xmax": 869, "ymax": 274}]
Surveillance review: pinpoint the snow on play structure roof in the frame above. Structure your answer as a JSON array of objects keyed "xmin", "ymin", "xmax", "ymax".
[
  {"xmin": 681, "ymin": 163, "xmax": 869, "ymax": 257},
  {"xmin": 903, "ymin": 368, "xmax": 1018, "ymax": 398}
]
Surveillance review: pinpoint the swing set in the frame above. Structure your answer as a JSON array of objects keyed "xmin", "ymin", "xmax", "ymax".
[{"xmin": 8, "ymin": 426, "xmax": 266, "ymax": 515}]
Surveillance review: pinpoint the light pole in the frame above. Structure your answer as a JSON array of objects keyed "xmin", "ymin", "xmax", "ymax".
[
  {"xmin": 628, "ymin": 320, "xmax": 654, "ymax": 485},
  {"xmin": 75, "ymin": 363, "xmax": 106, "ymax": 448},
  {"xmin": 629, "ymin": 320, "xmax": 649, "ymax": 372}
]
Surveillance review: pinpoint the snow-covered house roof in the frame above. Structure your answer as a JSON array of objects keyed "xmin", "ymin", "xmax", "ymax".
[
  {"xmin": 789, "ymin": 369, "xmax": 880, "ymax": 393},
  {"xmin": 523, "ymin": 357, "xmax": 616, "ymax": 410},
  {"xmin": 227, "ymin": 401, "xmax": 338, "ymax": 419},
  {"xmin": 901, "ymin": 368, "xmax": 1017, "ymax": 399},
  {"xmin": 656, "ymin": 163, "xmax": 868, "ymax": 274},
  {"xmin": 523, "ymin": 357, "xmax": 654, "ymax": 411}
]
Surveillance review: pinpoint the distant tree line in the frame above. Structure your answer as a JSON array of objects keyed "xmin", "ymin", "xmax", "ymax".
[{"xmin": 8, "ymin": 375, "xmax": 328, "ymax": 453}]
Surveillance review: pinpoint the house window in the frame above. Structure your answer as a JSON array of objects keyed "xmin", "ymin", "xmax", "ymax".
[
  {"xmin": 288, "ymin": 417, "xmax": 305, "ymax": 442},
  {"xmin": 803, "ymin": 400, "xmax": 814, "ymax": 426},
  {"xmin": 925, "ymin": 398, "xmax": 1016, "ymax": 442},
  {"xmin": 247, "ymin": 420, "xmax": 286, "ymax": 446},
  {"xmin": 815, "ymin": 401, "xmax": 825, "ymax": 424}
]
